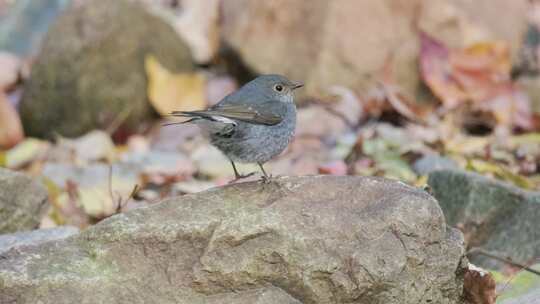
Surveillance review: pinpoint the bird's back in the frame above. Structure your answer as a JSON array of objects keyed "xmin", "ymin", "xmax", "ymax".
[{"xmin": 210, "ymin": 101, "xmax": 296, "ymax": 163}]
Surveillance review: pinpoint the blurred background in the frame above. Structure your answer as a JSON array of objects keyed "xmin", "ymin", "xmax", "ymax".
[{"xmin": 0, "ymin": 0, "xmax": 539, "ymax": 298}]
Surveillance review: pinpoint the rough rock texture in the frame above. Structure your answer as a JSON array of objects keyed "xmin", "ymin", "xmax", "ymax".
[
  {"xmin": 20, "ymin": 0, "xmax": 194, "ymax": 138},
  {"xmin": 0, "ymin": 176, "xmax": 466, "ymax": 304},
  {"xmin": 428, "ymin": 170, "xmax": 540, "ymax": 270},
  {"xmin": 0, "ymin": 168, "xmax": 48, "ymax": 234},
  {"xmin": 220, "ymin": 0, "xmax": 528, "ymax": 97},
  {"xmin": 0, "ymin": 226, "xmax": 79, "ymax": 254}
]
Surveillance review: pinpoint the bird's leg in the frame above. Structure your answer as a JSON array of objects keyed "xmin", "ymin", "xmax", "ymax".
[
  {"xmin": 258, "ymin": 162, "xmax": 272, "ymax": 183},
  {"xmin": 229, "ymin": 160, "xmax": 255, "ymax": 183}
]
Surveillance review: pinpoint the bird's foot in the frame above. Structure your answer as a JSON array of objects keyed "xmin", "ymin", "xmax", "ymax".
[
  {"xmin": 259, "ymin": 174, "xmax": 273, "ymax": 184},
  {"xmin": 229, "ymin": 172, "xmax": 256, "ymax": 184}
]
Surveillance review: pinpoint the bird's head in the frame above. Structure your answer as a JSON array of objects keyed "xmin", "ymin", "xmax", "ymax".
[{"xmin": 248, "ymin": 74, "xmax": 304, "ymax": 103}]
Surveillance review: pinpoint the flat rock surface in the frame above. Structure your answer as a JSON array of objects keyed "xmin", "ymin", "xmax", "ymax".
[
  {"xmin": 0, "ymin": 176, "xmax": 465, "ymax": 304},
  {"xmin": 0, "ymin": 168, "xmax": 48, "ymax": 234}
]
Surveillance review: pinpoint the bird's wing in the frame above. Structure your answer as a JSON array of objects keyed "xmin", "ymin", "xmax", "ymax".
[{"xmin": 171, "ymin": 102, "xmax": 283, "ymax": 126}]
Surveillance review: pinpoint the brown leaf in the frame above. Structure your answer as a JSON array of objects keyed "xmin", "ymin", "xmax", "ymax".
[
  {"xmin": 364, "ymin": 54, "xmax": 435, "ymax": 123},
  {"xmin": 420, "ymin": 32, "xmax": 468, "ymax": 108},
  {"xmin": 463, "ymin": 264, "xmax": 497, "ymax": 304},
  {"xmin": 363, "ymin": 81, "xmax": 433, "ymax": 123}
]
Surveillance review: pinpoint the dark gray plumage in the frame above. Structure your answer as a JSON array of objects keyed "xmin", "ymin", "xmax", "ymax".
[{"xmin": 170, "ymin": 74, "xmax": 303, "ymax": 181}]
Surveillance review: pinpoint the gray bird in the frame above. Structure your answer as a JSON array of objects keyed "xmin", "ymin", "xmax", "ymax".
[{"xmin": 169, "ymin": 74, "xmax": 303, "ymax": 182}]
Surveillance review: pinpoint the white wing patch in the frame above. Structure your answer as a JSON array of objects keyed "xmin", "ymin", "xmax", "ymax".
[
  {"xmin": 211, "ymin": 115, "xmax": 237, "ymax": 125},
  {"xmin": 194, "ymin": 115, "xmax": 237, "ymax": 135}
]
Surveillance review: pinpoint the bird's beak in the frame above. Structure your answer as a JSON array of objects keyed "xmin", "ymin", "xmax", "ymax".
[{"xmin": 291, "ymin": 81, "xmax": 304, "ymax": 90}]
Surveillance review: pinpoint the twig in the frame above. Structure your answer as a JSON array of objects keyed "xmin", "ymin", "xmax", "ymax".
[
  {"xmin": 107, "ymin": 165, "xmax": 140, "ymax": 214},
  {"xmin": 467, "ymin": 248, "xmax": 540, "ymax": 276},
  {"xmin": 116, "ymin": 184, "xmax": 140, "ymax": 213}
]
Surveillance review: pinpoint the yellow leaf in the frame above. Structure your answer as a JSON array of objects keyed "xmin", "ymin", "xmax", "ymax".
[
  {"xmin": 466, "ymin": 159, "xmax": 535, "ymax": 189},
  {"xmin": 145, "ymin": 54, "xmax": 206, "ymax": 116},
  {"xmin": 0, "ymin": 152, "xmax": 5, "ymax": 167},
  {"xmin": 5, "ymin": 138, "xmax": 49, "ymax": 169},
  {"xmin": 509, "ymin": 133, "xmax": 540, "ymax": 145},
  {"xmin": 446, "ymin": 136, "xmax": 490, "ymax": 155}
]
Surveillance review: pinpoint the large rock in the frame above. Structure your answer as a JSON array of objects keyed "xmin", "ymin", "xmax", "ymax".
[
  {"xmin": 428, "ymin": 170, "xmax": 540, "ymax": 270},
  {"xmin": 0, "ymin": 176, "xmax": 466, "ymax": 304},
  {"xmin": 0, "ymin": 168, "xmax": 48, "ymax": 234},
  {"xmin": 20, "ymin": 0, "xmax": 194, "ymax": 138},
  {"xmin": 0, "ymin": 226, "xmax": 79, "ymax": 255},
  {"xmin": 220, "ymin": 0, "xmax": 528, "ymax": 98}
]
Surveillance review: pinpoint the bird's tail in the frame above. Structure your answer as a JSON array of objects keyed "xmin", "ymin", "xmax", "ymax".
[
  {"xmin": 164, "ymin": 110, "xmax": 229, "ymax": 126},
  {"xmin": 163, "ymin": 111, "xmax": 203, "ymax": 126}
]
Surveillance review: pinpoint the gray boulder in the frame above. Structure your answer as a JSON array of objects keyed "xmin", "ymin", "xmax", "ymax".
[
  {"xmin": 0, "ymin": 168, "xmax": 48, "ymax": 234},
  {"xmin": 0, "ymin": 176, "xmax": 466, "ymax": 304},
  {"xmin": 20, "ymin": 0, "xmax": 194, "ymax": 138},
  {"xmin": 0, "ymin": 226, "xmax": 79, "ymax": 254},
  {"xmin": 428, "ymin": 170, "xmax": 540, "ymax": 270}
]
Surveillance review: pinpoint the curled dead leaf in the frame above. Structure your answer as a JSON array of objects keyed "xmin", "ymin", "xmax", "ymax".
[{"xmin": 463, "ymin": 264, "xmax": 497, "ymax": 304}]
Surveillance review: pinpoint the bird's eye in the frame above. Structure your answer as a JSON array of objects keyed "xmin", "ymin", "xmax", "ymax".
[{"xmin": 274, "ymin": 84, "xmax": 283, "ymax": 92}]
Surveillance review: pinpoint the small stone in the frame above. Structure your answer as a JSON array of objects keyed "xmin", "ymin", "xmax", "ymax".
[{"xmin": 413, "ymin": 154, "xmax": 458, "ymax": 175}]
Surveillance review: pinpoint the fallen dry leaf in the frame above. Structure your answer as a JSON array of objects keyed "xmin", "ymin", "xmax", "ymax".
[
  {"xmin": 0, "ymin": 92, "xmax": 24, "ymax": 149},
  {"xmin": 145, "ymin": 54, "xmax": 207, "ymax": 116},
  {"xmin": 364, "ymin": 55, "xmax": 435, "ymax": 123},
  {"xmin": 420, "ymin": 32, "xmax": 469, "ymax": 109},
  {"xmin": 5, "ymin": 138, "xmax": 49, "ymax": 169},
  {"xmin": 420, "ymin": 32, "xmax": 535, "ymax": 130},
  {"xmin": 466, "ymin": 159, "xmax": 535, "ymax": 190},
  {"xmin": 463, "ymin": 264, "xmax": 497, "ymax": 304}
]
